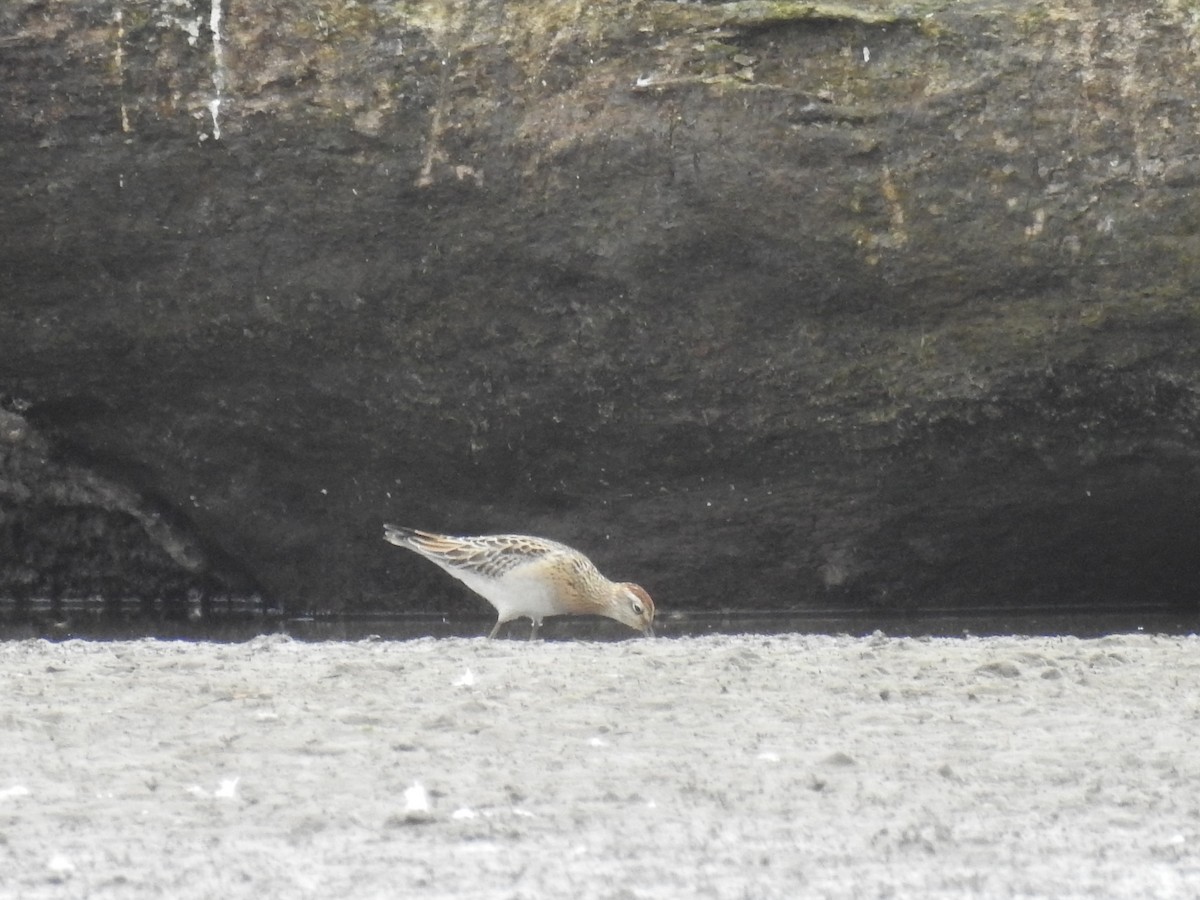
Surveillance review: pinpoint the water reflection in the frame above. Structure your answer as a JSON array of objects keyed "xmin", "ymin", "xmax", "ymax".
[{"xmin": 0, "ymin": 605, "xmax": 1196, "ymax": 642}]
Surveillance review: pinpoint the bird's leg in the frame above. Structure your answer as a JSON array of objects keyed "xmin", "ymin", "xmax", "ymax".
[{"xmin": 528, "ymin": 619, "xmax": 541, "ymax": 641}]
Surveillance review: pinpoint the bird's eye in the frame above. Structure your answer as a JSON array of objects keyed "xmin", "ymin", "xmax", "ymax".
[{"xmin": 631, "ymin": 600, "xmax": 644, "ymax": 616}]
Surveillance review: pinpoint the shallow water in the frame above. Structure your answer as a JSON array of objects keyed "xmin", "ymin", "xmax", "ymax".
[{"xmin": 1, "ymin": 604, "xmax": 1197, "ymax": 642}]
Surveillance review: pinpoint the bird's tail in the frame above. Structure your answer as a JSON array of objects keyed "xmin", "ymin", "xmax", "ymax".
[
  {"xmin": 384, "ymin": 526, "xmax": 473, "ymax": 563},
  {"xmin": 383, "ymin": 524, "xmax": 422, "ymax": 547}
]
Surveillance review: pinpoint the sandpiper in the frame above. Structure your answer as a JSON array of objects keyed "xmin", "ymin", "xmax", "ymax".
[{"xmin": 383, "ymin": 525, "xmax": 655, "ymax": 639}]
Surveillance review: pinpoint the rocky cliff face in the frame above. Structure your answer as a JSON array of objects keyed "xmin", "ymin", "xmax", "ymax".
[{"xmin": 3, "ymin": 1, "xmax": 1199, "ymax": 623}]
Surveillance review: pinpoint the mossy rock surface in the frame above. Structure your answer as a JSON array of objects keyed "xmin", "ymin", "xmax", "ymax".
[{"xmin": 2, "ymin": 1, "xmax": 1199, "ymax": 622}]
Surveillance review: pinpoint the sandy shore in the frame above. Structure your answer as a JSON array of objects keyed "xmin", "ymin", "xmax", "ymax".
[{"xmin": 2, "ymin": 632, "xmax": 1199, "ymax": 898}]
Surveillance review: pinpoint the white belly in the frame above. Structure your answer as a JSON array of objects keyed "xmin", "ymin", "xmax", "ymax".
[{"xmin": 439, "ymin": 565, "xmax": 563, "ymax": 623}]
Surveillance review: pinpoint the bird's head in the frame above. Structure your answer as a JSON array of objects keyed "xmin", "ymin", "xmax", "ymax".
[{"xmin": 610, "ymin": 582, "xmax": 656, "ymax": 636}]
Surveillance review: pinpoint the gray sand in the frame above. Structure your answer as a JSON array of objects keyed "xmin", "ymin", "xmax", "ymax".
[{"xmin": 2, "ymin": 633, "xmax": 1198, "ymax": 898}]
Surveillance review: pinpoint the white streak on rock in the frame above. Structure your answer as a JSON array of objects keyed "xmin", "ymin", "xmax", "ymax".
[
  {"xmin": 208, "ymin": 0, "xmax": 226, "ymax": 139},
  {"xmin": 114, "ymin": 7, "xmax": 131, "ymax": 133}
]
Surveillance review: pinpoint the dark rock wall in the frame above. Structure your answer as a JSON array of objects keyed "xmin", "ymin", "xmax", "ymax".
[{"xmin": 2, "ymin": 1, "xmax": 1198, "ymax": 617}]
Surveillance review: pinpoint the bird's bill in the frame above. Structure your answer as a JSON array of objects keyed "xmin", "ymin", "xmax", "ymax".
[{"xmin": 643, "ymin": 623, "xmax": 656, "ymax": 638}]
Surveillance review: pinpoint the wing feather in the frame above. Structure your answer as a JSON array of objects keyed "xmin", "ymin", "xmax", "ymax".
[{"xmin": 383, "ymin": 526, "xmax": 585, "ymax": 579}]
